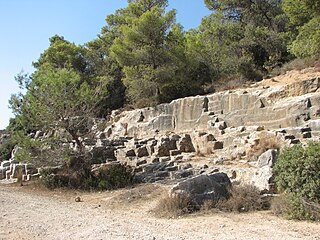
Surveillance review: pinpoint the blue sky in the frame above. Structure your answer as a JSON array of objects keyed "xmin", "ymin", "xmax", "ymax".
[{"xmin": 0, "ymin": 0, "xmax": 210, "ymax": 130}]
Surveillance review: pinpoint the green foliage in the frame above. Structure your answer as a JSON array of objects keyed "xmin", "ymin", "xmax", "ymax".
[
  {"xmin": 274, "ymin": 143, "xmax": 320, "ymax": 200},
  {"xmin": 40, "ymin": 163, "xmax": 133, "ymax": 191},
  {"xmin": 10, "ymin": 66, "xmax": 109, "ymax": 152},
  {"xmin": 33, "ymin": 35, "xmax": 87, "ymax": 74},
  {"xmin": 283, "ymin": 0, "xmax": 320, "ymax": 58},
  {"xmin": 274, "ymin": 142, "xmax": 320, "ymax": 220},
  {"xmin": 0, "ymin": 136, "xmax": 16, "ymax": 161},
  {"xmin": 93, "ymin": 164, "xmax": 133, "ymax": 190},
  {"xmin": 193, "ymin": 0, "xmax": 289, "ymax": 85},
  {"xmin": 289, "ymin": 17, "xmax": 320, "ymax": 58},
  {"xmin": 282, "ymin": 0, "xmax": 310, "ymax": 27},
  {"xmin": 11, "ymin": 132, "xmax": 42, "ymax": 163},
  {"xmin": 110, "ymin": 1, "xmax": 178, "ymax": 105}
]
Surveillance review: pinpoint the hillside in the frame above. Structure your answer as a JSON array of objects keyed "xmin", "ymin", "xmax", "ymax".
[{"xmin": 1, "ymin": 67, "xmax": 320, "ymax": 239}]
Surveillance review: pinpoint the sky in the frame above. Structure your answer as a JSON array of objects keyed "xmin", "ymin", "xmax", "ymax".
[{"xmin": 0, "ymin": 0, "xmax": 211, "ymax": 130}]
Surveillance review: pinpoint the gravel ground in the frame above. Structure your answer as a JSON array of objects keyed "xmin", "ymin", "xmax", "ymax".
[{"xmin": 0, "ymin": 184, "xmax": 320, "ymax": 240}]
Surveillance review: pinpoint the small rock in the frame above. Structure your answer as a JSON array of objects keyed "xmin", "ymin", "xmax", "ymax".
[{"xmin": 75, "ymin": 196, "xmax": 81, "ymax": 202}]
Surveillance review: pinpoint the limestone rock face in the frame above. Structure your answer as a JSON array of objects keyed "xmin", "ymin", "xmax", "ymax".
[
  {"xmin": 107, "ymin": 77, "xmax": 320, "ymax": 139},
  {"xmin": 170, "ymin": 173, "xmax": 231, "ymax": 206}
]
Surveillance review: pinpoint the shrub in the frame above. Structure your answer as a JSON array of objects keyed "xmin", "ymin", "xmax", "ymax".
[
  {"xmin": 41, "ymin": 173, "xmax": 70, "ymax": 189},
  {"xmin": 273, "ymin": 142, "xmax": 320, "ymax": 221},
  {"xmin": 154, "ymin": 184, "xmax": 269, "ymax": 218},
  {"xmin": 41, "ymin": 162, "xmax": 134, "ymax": 191},
  {"xmin": 270, "ymin": 56, "xmax": 320, "ymax": 77},
  {"xmin": 271, "ymin": 193, "xmax": 320, "ymax": 221},
  {"xmin": 93, "ymin": 164, "xmax": 134, "ymax": 190},
  {"xmin": 0, "ymin": 136, "xmax": 16, "ymax": 161},
  {"xmin": 215, "ymin": 184, "xmax": 268, "ymax": 212},
  {"xmin": 153, "ymin": 193, "xmax": 195, "ymax": 218},
  {"xmin": 270, "ymin": 194, "xmax": 291, "ymax": 217}
]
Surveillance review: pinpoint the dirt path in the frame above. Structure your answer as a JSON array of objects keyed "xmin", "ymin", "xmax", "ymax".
[{"xmin": 0, "ymin": 184, "xmax": 319, "ymax": 240}]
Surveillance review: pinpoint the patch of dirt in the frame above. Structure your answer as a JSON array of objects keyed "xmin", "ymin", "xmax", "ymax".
[
  {"xmin": 258, "ymin": 67, "xmax": 320, "ymax": 87},
  {"xmin": 1, "ymin": 183, "xmax": 319, "ymax": 240}
]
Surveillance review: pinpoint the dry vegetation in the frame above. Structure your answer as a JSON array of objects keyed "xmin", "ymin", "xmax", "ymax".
[
  {"xmin": 153, "ymin": 184, "xmax": 270, "ymax": 219},
  {"xmin": 270, "ymin": 57, "xmax": 320, "ymax": 77},
  {"xmin": 247, "ymin": 131, "xmax": 283, "ymax": 159},
  {"xmin": 271, "ymin": 194, "xmax": 292, "ymax": 217},
  {"xmin": 153, "ymin": 193, "xmax": 195, "ymax": 218}
]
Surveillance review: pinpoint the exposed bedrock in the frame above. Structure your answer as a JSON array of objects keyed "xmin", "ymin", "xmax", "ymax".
[{"xmin": 108, "ymin": 77, "xmax": 320, "ymax": 139}]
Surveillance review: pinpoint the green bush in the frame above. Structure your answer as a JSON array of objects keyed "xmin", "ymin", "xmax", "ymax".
[
  {"xmin": 273, "ymin": 142, "xmax": 320, "ymax": 221},
  {"xmin": 41, "ymin": 173, "xmax": 70, "ymax": 189},
  {"xmin": 93, "ymin": 164, "xmax": 133, "ymax": 190},
  {"xmin": 0, "ymin": 136, "xmax": 16, "ymax": 161},
  {"xmin": 40, "ymin": 163, "xmax": 133, "ymax": 191}
]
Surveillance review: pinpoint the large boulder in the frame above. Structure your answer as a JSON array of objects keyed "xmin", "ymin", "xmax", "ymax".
[
  {"xmin": 154, "ymin": 137, "xmax": 177, "ymax": 157},
  {"xmin": 178, "ymin": 134, "xmax": 195, "ymax": 153},
  {"xmin": 170, "ymin": 172, "xmax": 231, "ymax": 207},
  {"xmin": 251, "ymin": 149, "xmax": 278, "ymax": 193}
]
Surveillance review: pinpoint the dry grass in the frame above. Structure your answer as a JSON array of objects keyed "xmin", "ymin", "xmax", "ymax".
[
  {"xmin": 247, "ymin": 131, "xmax": 282, "ymax": 159},
  {"xmin": 112, "ymin": 183, "xmax": 163, "ymax": 205},
  {"xmin": 270, "ymin": 57, "xmax": 320, "ymax": 77},
  {"xmin": 216, "ymin": 184, "xmax": 268, "ymax": 213},
  {"xmin": 153, "ymin": 184, "xmax": 269, "ymax": 218},
  {"xmin": 271, "ymin": 194, "xmax": 291, "ymax": 217},
  {"xmin": 208, "ymin": 75, "xmax": 252, "ymax": 93},
  {"xmin": 153, "ymin": 193, "xmax": 196, "ymax": 218}
]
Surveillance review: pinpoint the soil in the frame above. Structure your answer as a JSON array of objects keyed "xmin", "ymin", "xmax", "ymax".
[
  {"xmin": 257, "ymin": 67, "xmax": 320, "ymax": 87},
  {"xmin": 1, "ymin": 183, "xmax": 319, "ymax": 240}
]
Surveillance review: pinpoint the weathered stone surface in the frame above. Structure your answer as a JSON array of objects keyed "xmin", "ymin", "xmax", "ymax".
[
  {"xmin": 134, "ymin": 170, "xmax": 170, "ymax": 183},
  {"xmin": 170, "ymin": 149, "xmax": 182, "ymax": 156},
  {"xmin": 213, "ymin": 121, "xmax": 227, "ymax": 130},
  {"xmin": 126, "ymin": 149, "xmax": 136, "ymax": 157},
  {"xmin": 165, "ymin": 166, "xmax": 178, "ymax": 172},
  {"xmin": 83, "ymin": 138, "xmax": 97, "ymax": 146},
  {"xmin": 26, "ymin": 164, "xmax": 38, "ymax": 175},
  {"xmin": 257, "ymin": 149, "xmax": 278, "ymax": 168},
  {"xmin": 302, "ymin": 132, "xmax": 312, "ymax": 138},
  {"xmin": 154, "ymin": 137, "xmax": 177, "ymax": 157},
  {"xmin": 178, "ymin": 134, "xmax": 195, "ymax": 153},
  {"xmin": 251, "ymin": 149, "xmax": 278, "ymax": 192},
  {"xmin": 170, "ymin": 173, "xmax": 231, "ymax": 206},
  {"xmin": 0, "ymin": 160, "xmax": 10, "ymax": 168},
  {"xmin": 106, "ymin": 77, "xmax": 320, "ymax": 140},
  {"xmin": 5, "ymin": 164, "xmax": 26, "ymax": 180},
  {"xmin": 26, "ymin": 173, "xmax": 40, "ymax": 181},
  {"xmin": 136, "ymin": 159, "xmax": 147, "ymax": 166},
  {"xmin": 307, "ymin": 119, "xmax": 320, "ymax": 131},
  {"xmin": 136, "ymin": 146, "xmax": 149, "ymax": 158},
  {"xmin": 170, "ymin": 169, "xmax": 193, "ymax": 179},
  {"xmin": 213, "ymin": 141, "xmax": 224, "ymax": 150},
  {"xmin": 159, "ymin": 157, "xmax": 171, "ymax": 162}
]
